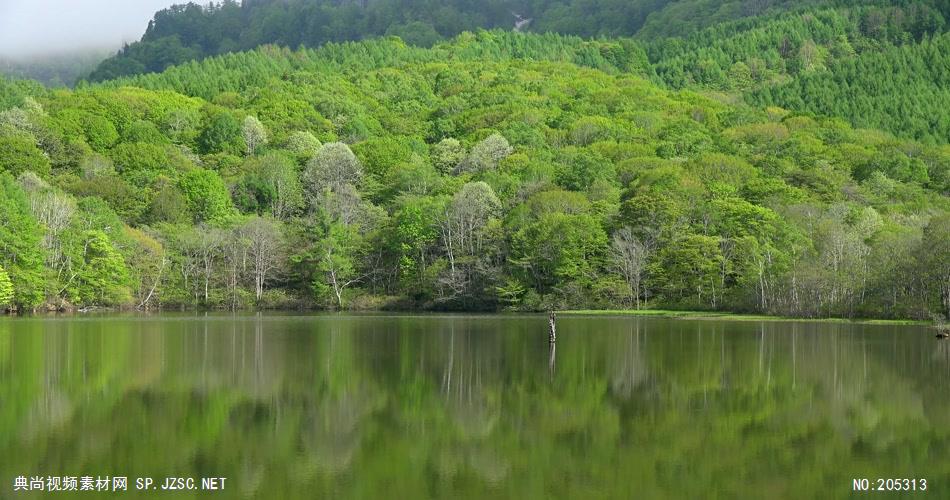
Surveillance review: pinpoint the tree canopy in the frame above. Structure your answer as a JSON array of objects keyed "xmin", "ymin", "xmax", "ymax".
[{"xmin": 0, "ymin": 28, "xmax": 946, "ymax": 318}]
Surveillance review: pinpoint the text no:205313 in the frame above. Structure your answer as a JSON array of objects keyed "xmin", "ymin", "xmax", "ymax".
[{"xmin": 852, "ymin": 478, "xmax": 927, "ymax": 492}]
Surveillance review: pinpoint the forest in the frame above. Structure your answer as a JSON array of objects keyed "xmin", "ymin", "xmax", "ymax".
[
  {"xmin": 1, "ymin": 29, "xmax": 948, "ymax": 319},
  {"xmin": 83, "ymin": 0, "xmax": 950, "ymax": 144}
]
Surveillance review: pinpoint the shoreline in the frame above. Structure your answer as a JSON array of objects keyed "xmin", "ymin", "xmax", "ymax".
[
  {"xmin": 0, "ymin": 307, "xmax": 934, "ymax": 326},
  {"xmin": 557, "ymin": 309, "xmax": 931, "ymax": 326}
]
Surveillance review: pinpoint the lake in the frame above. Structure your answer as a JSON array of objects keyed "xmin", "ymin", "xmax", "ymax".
[{"xmin": 1, "ymin": 314, "xmax": 947, "ymax": 498}]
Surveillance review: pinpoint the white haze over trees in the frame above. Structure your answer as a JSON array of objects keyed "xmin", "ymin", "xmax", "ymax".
[{"xmin": 0, "ymin": 0, "xmax": 179, "ymax": 59}]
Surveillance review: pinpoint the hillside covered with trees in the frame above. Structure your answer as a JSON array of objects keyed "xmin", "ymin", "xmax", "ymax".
[
  {"xmin": 1, "ymin": 32, "xmax": 948, "ymax": 319},
  {"xmin": 84, "ymin": 0, "xmax": 950, "ymax": 144}
]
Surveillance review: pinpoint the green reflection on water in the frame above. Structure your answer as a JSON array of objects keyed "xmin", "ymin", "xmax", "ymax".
[{"xmin": 1, "ymin": 314, "xmax": 948, "ymax": 499}]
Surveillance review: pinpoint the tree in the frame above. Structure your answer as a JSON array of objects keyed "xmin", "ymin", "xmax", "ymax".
[
  {"xmin": 439, "ymin": 182, "xmax": 500, "ymax": 274},
  {"xmin": 241, "ymin": 216, "xmax": 284, "ymax": 301},
  {"xmin": 392, "ymin": 196, "xmax": 441, "ymax": 287},
  {"xmin": 109, "ymin": 142, "xmax": 171, "ymax": 187},
  {"xmin": 430, "ymin": 182, "xmax": 503, "ymax": 304},
  {"xmin": 69, "ymin": 230, "xmax": 133, "ymax": 306},
  {"xmin": 81, "ymin": 113, "xmax": 120, "ymax": 151},
  {"xmin": 512, "ymin": 212, "xmax": 608, "ymax": 298},
  {"xmin": 176, "ymin": 225, "xmax": 226, "ymax": 305},
  {"xmin": 124, "ymin": 120, "xmax": 168, "ymax": 145},
  {"xmin": 0, "ymin": 174, "xmax": 45, "ymax": 308},
  {"xmin": 386, "ymin": 21, "xmax": 442, "ymax": 47},
  {"xmin": 570, "ymin": 116, "xmax": 613, "ymax": 146},
  {"xmin": 162, "ymin": 108, "xmax": 200, "ymax": 143},
  {"xmin": 919, "ymin": 214, "xmax": 950, "ymax": 319},
  {"xmin": 650, "ymin": 234, "xmax": 724, "ymax": 308},
  {"xmin": 352, "ymin": 137, "xmax": 414, "ymax": 179},
  {"xmin": 242, "ymin": 115, "xmax": 268, "ymax": 155},
  {"xmin": 727, "ymin": 61, "xmax": 753, "ymax": 90},
  {"xmin": 797, "ymin": 39, "xmax": 825, "ymax": 73},
  {"xmin": 0, "ymin": 264, "xmax": 13, "ymax": 307},
  {"xmin": 124, "ymin": 227, "xmax": 166, "ymax": 310},
  {"xmin": 316, "ymin": 222, "xmax": 364, "ymax": 309},
  {"xmin": 458, "ymin": 133, "xmax": 512, "ymax": 174},
  {"xmin": 0, "ymin": 134, "xmax": 51, "ymax": 176},
  {"xmin": 19, "ymin": 172, "xmax": 75, "ymax": 272},
  {"xmin": 609, "ymin": 227, "xmax": 653, "ymax": 309},
  {"xmin": 303, "ymin": 142, "xmax": 363, "ymax": 195},
  {"xmin": 198, "ymin": 109, "xmax": 244, "ymax": 154},
  {"xmin": 431, "ymin": 138, "xmax": 466, "ymax": 173},
  {"xmin": 178, "ymin": 169, "xmax": 234, "ymax": 223},
  {"xmin": 146, "ymin": 181, "xmax": 190, "ymax": 224},
  {"xmin": 285, "ymin": 130, "xmax": 322, "ymax": 162},
  {"xmin": 235, "ymin": 152, "xmax": 304, "ymax": 220}
]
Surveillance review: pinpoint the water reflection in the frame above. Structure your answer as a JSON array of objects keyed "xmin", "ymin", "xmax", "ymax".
[{"xmin": 0, "ymin": 315, "xmax": 948, "ymax": 498}]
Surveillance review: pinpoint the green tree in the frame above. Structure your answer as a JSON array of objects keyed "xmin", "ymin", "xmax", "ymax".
[
  {"xmin": 81, "ymin": 113, "xmax": 120, "ymax": 151},
  {"xmin": 0, "ymin": 134, "xmax": 51, "ymax": 177},
  {"xmin": 198, "ymin": 109, "xmax": 244, "ymax": 154},
  {"xmin": 285, "ymin": 131, "xmax": 322, "ymax": 162},
  {"xmin": 512, "ymin": 212, "xmax": 608, "ymax": 299},
  {"xmin": 234, "ymin": 152, "xmax": 304, "ymax": 220},
  {"xmin": 0, "ymin": 174, "xmax": 45, "ymax": 307},
  {"xmin": 392, "ymin": 196, "xmax": 441, "ymax": 291},
  {"xmin": 316, "ymin": 222, "xmax": 364, "ymax": 309},
  {"xmin": 650, "ymin": 234, "xmax": 724, "ymax": 308},
  {"xmin": 109, "ymin": 142, "xmax": 172, "ymax": 187},
  {"xmin": 431, "ymin": 138, "xmax": 466, "ymax": 173},
  {"xmin": 68, "ymin": 230, "xmax": 133, "ymax": 306},
  {"xmin": 178, "ymin": 169, "xmax": 234, "ymax": 223},
  {"xmin": 0, "ymin": 264, "xmax": 14, "ymax": 307}
]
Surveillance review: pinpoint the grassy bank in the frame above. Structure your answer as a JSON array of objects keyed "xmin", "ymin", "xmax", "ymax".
[{"xmin": 558, "ymin": 310, "xmax": 930, "ymax": 326}]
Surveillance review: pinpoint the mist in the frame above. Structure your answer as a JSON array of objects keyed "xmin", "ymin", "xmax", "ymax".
[{"xmin": 0, "ymin": 0, "xmax": 181, "ymax": 60}]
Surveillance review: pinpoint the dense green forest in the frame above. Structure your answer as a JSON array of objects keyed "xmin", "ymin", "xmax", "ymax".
[
  {"xmin": 647, "ymin": 3, "xmax": 950, "ymax": 143},
  {"xmin": 1, "ymin": 31, "xmax": 948, "ymax": 319},
  {"xmin": 84, "ymin": 0, "xmax": 950, "ymax": 144}
]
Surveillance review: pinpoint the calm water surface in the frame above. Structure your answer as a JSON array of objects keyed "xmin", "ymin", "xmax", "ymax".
[{"xmin": 1, "ymin": 314, "xmax": 948, "ymax": 498}]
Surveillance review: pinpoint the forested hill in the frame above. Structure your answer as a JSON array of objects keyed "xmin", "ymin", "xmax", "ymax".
[
  {"xmin": 86, "ymin": 0, "xmax": 671, "ymax": 81},
  {"xmin": 0, "ymin": 32, "xmax": 948, "ymax": 319},
  {"xmin": 90, "ymin": 0, "xmax": 944, "ymax": 82},
  {"xmin": 83, "ymin": 0, "xmax": 950, "ymax": 144}
]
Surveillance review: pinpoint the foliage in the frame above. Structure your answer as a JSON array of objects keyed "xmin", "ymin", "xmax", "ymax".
[
  {"xmin": 64, "ymin": 230, "xmax": 133, "ymax": 306},
  {"xmin": 0, "ymin": 264, "xmax": 13, "ymax": 307},
  {"xmin": 178, "ymin": 169, "xmax": 235, "ymax": 223},
  {"xmin": 0, "ymin": 174, "xmax": 45, "ymax": 308},
  {"xmin": 79, "ymin": 1, "xmax": 950, "ymax": 146},
  {"xmin": 0, "ymin": 30, "xmax": 946, "ymax": 318},
  {"xmin": 0, "ymin": 134, "xmax": 51, "ymax": 177}
]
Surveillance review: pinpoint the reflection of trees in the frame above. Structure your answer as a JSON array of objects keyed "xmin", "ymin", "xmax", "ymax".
[
  {"xmin": 608, "ymin": 322, "xmax": 648, "ymax": 399},
  {"xmin": 441, "ymin": 325, "xmax": 499, "ymax": 440},
  {"xmin": 431, "ymin": 322, "xmax": 509, "ymax": 485},
  {"xmin": 24, "ymin": 389, "xmax": 72, "ymax": 438},
  {"xmin": 300, "ymin": 385, "xmax": 381, "ymax": 474},
  {"xmin": 300, "ymin": 323, "xmax": 385, "ymax": 475},
  {"xmin": 2, "ymin": 315, "xmax": 948, "ymax": 498}
]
